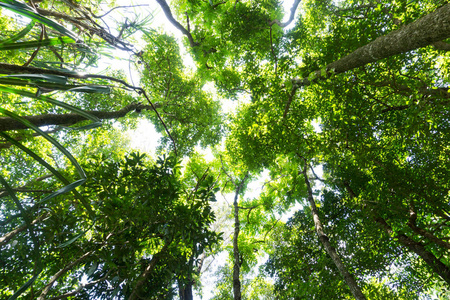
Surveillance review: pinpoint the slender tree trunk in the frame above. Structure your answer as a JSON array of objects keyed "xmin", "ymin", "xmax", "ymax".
[
  {"xmin": 38, "ymin": 251, "xmax": 94, "ymax": 300},
  {"xmin": 408, "ymin": 208, "xmax": 450, "ymax": 250},
  {"xmin": 129, "ymin": 243, "xmax": 170, "ymax": 300},
  {"xmin": 232, "ymin": 173, "xmax": 249, "ymax": 300},
  {"xmin": 292, "ymin": 4, "xmax": 450, "ymax": 87},
  {"xmin": 0, "ymin": 102, "xmax": 155, "ymax": 132},
  {"xmin": 301, "ymin": 163, "xmax": 367, "ymax": 300},
  {"xmin": 0, "ymin": 214, "xmax": 47, "ymax": 247},
  {"xmin": 375, "ymin": 217, "xmax": 450, "ymax": 285},
  {"xmin": 344, "ymin": 183, "xmax": 450, "ymax": 285}
]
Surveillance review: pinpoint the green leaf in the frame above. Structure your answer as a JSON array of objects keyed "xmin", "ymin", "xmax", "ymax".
[
  {"xmin": 0, "ymin": 107, "xmax": 85, "ymax": 177},
  {"xmin": 0, "ymin": 0, "xmax": 79, "ymax": 41},
  {"xmin": 0, "ymin": 86, "xmax": 101, "ymax": 124},
  {"xmin": 0, "ymin": 20, "xmax": 35, "ymax": 46},
  {"xmin": 7, "ymin": 272, "xmax": 41, "ymax": 300},
  {"xmin": 0, "ymin": 132, "xmax": 93, "ymax": 216},
  {"xmin": 0, "ymin": 36, "xmax": 74, "ymax": 50}
]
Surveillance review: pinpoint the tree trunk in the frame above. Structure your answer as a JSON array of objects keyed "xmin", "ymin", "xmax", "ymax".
[
  {"xmin": 292, "ymin": 3, "xmax": 450, "ymax": 87},
  {"xmin": 0, "ymin": 102, "xmax": 155, "ymax": 132},
  {"xmin": 302, "ymin": 163, "xmax": 367, "ymax": 300},
  {"xmin": 344, "ymin": 183, "xmax": 450, "ymax": 285},
  {"xmin": 232, "ymin": 173, "xmax": 249, "ymax": 300},
  {"xmin": 408, "ymin": 208, "xmax": 450, "ymax": 250},
  {"xmin": 178, "ymin": 280, "xmax": 193, "ymax": 300},
  {"xmin": 0, "ymin": 214, "xmax": 47, "ymax": 247},
  {"xmin": 129, "ymin": 242, "xmax": 170, "ymax": 300},
  {"xmin": 375, "ymin": 217, "xmax": 450, "ymax": 285},
  {"xmin": 38, "ymin": 251, "xmax": 93, "ymax": 300}
]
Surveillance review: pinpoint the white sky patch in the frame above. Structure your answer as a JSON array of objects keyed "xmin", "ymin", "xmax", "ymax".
[{"xmin": 127, "ymin": 119, "xmax": 162, "ymax": 156}]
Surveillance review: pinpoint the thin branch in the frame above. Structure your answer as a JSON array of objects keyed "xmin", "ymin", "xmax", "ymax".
[
  {"xmin": 0, "ymin": 213, "xmax": 48, "ymax": 247},
  {"xmin": 129, "ymin": 242, "xmax": 170, "ymax": 300},
  {"xmin": 0, "ymin": 63, "xmax": 178, "ymax": 155},
  {"xmin": 89, "ymin": 5, "xmax": 149, "ymax": 19},
  {"xmin": 23, "ymin": 24, "xmax": 44, "ymax": 67}
]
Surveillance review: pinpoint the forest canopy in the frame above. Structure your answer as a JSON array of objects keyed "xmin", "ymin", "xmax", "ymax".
[{"xmin": 0, "ymin": 0, "xmax": 449, "ymax": 299}]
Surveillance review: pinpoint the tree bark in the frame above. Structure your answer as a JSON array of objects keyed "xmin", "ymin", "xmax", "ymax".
[
  {"xmin": 302, "ymin": 162, "xmax": 367, "ymax": 300},
  {"xmin": 433, "ymin": 41, "xmax": 450, "ymax": 51},
  {"xmin": 407, "ymin": 208, "xmax": 450, "ymax": 250},
  {"xmin": 375, "ymin": 217, "xmax": 450, "ymax": 285},
  {"xmin": 292, "ymin": 4, "xmax": 450, "ymax": 87},
  {"xmin": 178, "ymin": 279, "xmax": 193, "ymax": 300},
  {"xmin": 0, "ymin": 102, "xmax": 156, "ymax": 132}
]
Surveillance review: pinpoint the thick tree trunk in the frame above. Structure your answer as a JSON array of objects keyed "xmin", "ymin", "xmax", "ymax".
[
  {"xmin": 292, "ymin": 4, "xmax": 450, "ymax": 87},
  {"xmin": 178, "ymin": 280, "xmax": 193, "ymax": 300},
  {"xmin": 344, "ymin": 183, "xmax": 450, "ymax": 285},
  {"xmin": 302, "ymin": 163, "xmax": 367, "ymax": 300},
  {"xmin": 0, "ymin": 102, "xmax": 155, "ymax": 131}
]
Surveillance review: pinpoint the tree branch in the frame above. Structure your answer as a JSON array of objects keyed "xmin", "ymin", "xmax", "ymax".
[
  {"xmin": 0, "ymin": 213, "xmax": 48, "ymax": 247},
  {"xmin": 301, "ymin": 160, "xmax": 367, "ymax": 300},
  {"xmin": 37, "ymin": 251, "xmax": 94, "ymax": 300},
  {"xmin": 155, "ymin": 0, "xmax": 199, "ymax": 48},
  {"xmin": 0, "ymin": 102, "xmax": 156, "ymax": 132},
  {"xmin": 269, "ymin": 0, "xmax": 300, "ymax": 28}
]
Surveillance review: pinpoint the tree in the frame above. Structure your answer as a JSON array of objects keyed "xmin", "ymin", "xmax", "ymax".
[{"xmin": 2, "ymin": 0, "xmax": 450, "ymax": 298}]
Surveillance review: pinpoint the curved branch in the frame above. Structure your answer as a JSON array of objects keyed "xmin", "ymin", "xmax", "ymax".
[
  {"xmin": 155, "ymin": 0, "xmax": 199, "ymax": 48},
  {"xmin": 269, "ymin": 0, "xmax": 301, "ymax": 28},
  {"xmin": 0, "ymin": 63, "xmax": 178, "ymax": 154},
  {"xmin": 90, "ymin": 5, "xmax": 149, "ymax": 19},
  {"xmin": 47, "ymin": 272, "xmax": 111, "ymax": 300},
  {"xmin": 0, "ymin": 213, "xmax": 48, "ymax": 247}
]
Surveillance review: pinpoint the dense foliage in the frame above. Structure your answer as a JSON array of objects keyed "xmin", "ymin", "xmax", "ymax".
[{"xmin": 1, "ymin": 0, "xmax": 450, "ymax": 299}]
